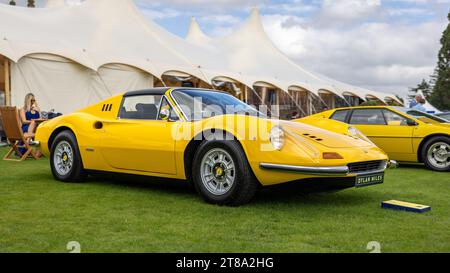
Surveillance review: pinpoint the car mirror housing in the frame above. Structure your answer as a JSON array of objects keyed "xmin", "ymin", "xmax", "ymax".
[
  {"xmin": 160, "ymin": 108, "xmax": 170, "ymax": 121},
  {"xmin": 160, "ymin": 108, "xmax": 179, "ymax": 122},
  {"xmin": 407, "ymin": 119, "xmax": 418, "ymax": 126}
]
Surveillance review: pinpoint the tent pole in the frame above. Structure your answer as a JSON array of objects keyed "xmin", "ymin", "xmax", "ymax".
[
  {"xmin": 4, "ymin": 58, "xmax": 11, "ymax": 106},
  {"xmin": 244, "ymin": 86, "xmax": 248, "ymax": 103}
]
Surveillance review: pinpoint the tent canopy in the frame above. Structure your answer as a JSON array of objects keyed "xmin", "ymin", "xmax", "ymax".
[{"xmin": 0, "ymin": 0, "xmax": 403, "ymax": 112}]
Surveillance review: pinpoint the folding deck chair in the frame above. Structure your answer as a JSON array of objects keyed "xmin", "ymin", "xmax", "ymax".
[{"xmin": 0, "ymin": 106, "xmax": 40, "ymax": 161}]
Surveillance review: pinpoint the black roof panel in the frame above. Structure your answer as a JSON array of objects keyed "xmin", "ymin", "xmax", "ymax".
[
  {"xmin": 123, "ymin": 87, "xmax": 223, "ymax": 97},
  {"xmin": 124, "ymin": 88, "xmax": 172, "ymax": 97}
]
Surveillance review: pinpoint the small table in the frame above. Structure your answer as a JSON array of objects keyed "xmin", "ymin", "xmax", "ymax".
[{"xmin": 33, "ymin": 118, "xmax": 47, "ymax": 124}]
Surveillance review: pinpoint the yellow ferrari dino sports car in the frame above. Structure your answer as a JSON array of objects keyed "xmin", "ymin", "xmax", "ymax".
[
  {"xmin": 35, "ymin": 88, "xmax": 394, "ymax": 206},
  {"xmin": 302, "ymin": 106, "xmax": 450, "ymax": 172}
]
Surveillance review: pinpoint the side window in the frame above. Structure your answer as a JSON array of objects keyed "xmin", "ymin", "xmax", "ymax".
[
  {"xmin": 331, "ymin": 110, "xmax": 350, "ymax": 122},
  {"xmin": 382, "ymin": 110, "xmax": 408, "ymax": 126},
  {"xmin": 119, "ymin": 95, "xmax": 162, "ymax": 120},
  {"xmin": 158, "ymin": 97, "xmax": 179, "ymax": 121},
  {"xmin": 349, "ymin": 109, "xmax": 386, "ymax": 125}
]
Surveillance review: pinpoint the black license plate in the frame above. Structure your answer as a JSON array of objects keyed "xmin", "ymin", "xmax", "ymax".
[{"xmin": 355, "ymin": 173, "xmax": 384, "ymax": 188}]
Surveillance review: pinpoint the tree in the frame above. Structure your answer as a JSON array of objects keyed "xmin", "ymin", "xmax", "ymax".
[
  {"xmin": 429, "ymin": 12, "xmax": 450, "ymax": 111},
  {"xmin": 409, "ymin": 79, "xmax": 432, "ymax": 100}
]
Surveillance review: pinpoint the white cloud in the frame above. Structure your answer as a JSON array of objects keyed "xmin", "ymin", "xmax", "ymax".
[
  {"xmin": 261, "ymin": 14, "xmax": 445, "ymax": 94},
  {"xmin": 2, "ymin": 0, "xmax": 446, "ymax": 96},
  {"xmin": 318, "ymin": 0, "xmax": 381, "ymax": 23},
  {"xmin": 139, "ymin": 6, "xmax": 181, "ymax": 20},
  {"xmin": 136, "ymin": 0, "xmax": 263, "ymax": 11}
]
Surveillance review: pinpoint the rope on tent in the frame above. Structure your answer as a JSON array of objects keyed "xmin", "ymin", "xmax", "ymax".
[
  {"xmin": 285, "ymin": 91, "xmax": 307, "ymax": 117},
  {"xmin": 332, "ymin": 85, "xmax": 351, "ymax": 107},
  {"xmin": 309, "ymin": 95, "xmax": 317, "ymax": 114},
  {"xmin": 317, "ymin": 93, "xmax": 330, "ymax": 110},
  {"xmin": 95, "ymin": 69, "xmax": 114, "ymax": 97},
  {"xmin": 247, "ymin": 87, "xmax": 274, "ymax": 117}
]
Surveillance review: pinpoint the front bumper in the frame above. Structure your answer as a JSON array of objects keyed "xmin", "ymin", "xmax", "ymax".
[{"xmin": 259, "ymin": 160, "xmax": 398, "ymax": 176}]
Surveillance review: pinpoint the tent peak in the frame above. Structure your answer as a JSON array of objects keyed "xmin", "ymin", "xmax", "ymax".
[
  {"xmin": 247, "ymin": 6, "xmax": 264, "ymax": 30},
  {"xmin": 186, "ymin": 16, "xmax": 211, "ymax": 45}
]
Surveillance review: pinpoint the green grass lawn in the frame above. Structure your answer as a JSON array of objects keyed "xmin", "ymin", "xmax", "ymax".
[{"xmin": 0, "ymin": 147, "xmax": 449, "ymax": 253}]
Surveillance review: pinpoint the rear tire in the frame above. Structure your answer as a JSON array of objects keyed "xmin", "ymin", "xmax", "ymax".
[
  {"xmin": 421, "ymin": 136, "xmax": 450, "ymax": 172},
  {"xmin": 192, "ymin": 140, "xmax": 258, "ymax": 206},
  {"xmin": 50, "ymin": 130, "xmax": 87, "ymax": 182}
]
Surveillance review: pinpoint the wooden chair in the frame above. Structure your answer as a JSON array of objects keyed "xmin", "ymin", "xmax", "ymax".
[
  {"xmin": 0, "ymin": 106, "xmax": 39, "ymax": 161},
  {"xmin": 0, "ymin": 111, "xmax": 5, "ymax": 142}
]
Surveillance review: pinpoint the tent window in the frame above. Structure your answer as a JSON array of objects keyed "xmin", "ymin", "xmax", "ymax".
[
  {"xmin": 182, "ymin": 81, "xmax": 194, "ymax": 87},
  {"xmin": 267, "ymin": 89, "xmax": 276, "ymax": 105}
]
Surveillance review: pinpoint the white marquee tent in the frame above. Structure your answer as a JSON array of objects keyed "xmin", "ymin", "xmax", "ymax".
[{"xmin": 0, "ymin": 0, "xmax": 402, "ymax": 115}]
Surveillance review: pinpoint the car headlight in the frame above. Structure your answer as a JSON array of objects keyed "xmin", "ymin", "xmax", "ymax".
[
  {"xmin": 348, "ymin": 126, "xmax": 374, "ymax": 145},
  {"xmin": 270, "ymin": 126, "xmax": 285, "ymax": 150},
  {"xmin": 348, "ymin": 126, "xmax": 359, "ymax": 137}
]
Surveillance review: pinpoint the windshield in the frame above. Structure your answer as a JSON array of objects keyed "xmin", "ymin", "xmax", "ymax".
[
  {"xmin": 171, "ymin": 89, "xmax": 263, "ymax": 121},
  {"xmin": 437, "ymin": 113, "xmax": 450, "ymax": 122},
  {"xmin": 393, "ymin": 107, "xmax": 448, "ymax": 124}
]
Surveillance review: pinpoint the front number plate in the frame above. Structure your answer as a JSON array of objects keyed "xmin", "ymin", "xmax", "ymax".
[{"xmin": 355, "ymin": 173, "xmax": 384, "ymax": 188}]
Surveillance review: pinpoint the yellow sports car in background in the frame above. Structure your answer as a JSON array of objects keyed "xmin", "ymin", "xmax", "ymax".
[
  {"xmin": 301, "ymin": 106, "xmax": 450, "ymax": 172},
  {"xmin": 36, "ymin": 88, "xmax": 393, "ymax": 206}
]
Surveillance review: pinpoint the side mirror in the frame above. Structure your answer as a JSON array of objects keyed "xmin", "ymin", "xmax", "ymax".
[
  {"xmin": 160, "ymin": 108, "xmax": 179, "ymax": 122},
  {"xmin": 407, "ymin": 119, "xmax": 418, "ymax": 126},
  {"xmin": 160, "ymin": 108, "xmax": 170, "ymax": 121}
]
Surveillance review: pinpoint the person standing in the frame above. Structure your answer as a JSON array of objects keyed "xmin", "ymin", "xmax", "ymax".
[
  {"xmin": 409, "ymin": 94, "xmax": 423, "ymax": 108},
  {"xmin": 412, "ymin": 96, "xmax": 427, "ymax": 112}
]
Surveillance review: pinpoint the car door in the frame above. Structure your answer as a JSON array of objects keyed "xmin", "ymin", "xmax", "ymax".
[
  {"xmin": 348, "ymin": 108, "xmax": 415, "ymax": 159},
  {"xmin": 96, "ymin": 94, "xmax": 180, "ymax": 175}
]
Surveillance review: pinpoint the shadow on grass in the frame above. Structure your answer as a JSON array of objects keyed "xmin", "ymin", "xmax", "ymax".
[
  {"xmin": 83, "ymin": 172, "xmax": 384, "ymax": 208},
  {"xmin": 396, "ymin": 164, "xmax": 428, "ymax": 171},
  {"xmin": 88, "ymin": 172, "xmax": 195, "ymax": 197}
]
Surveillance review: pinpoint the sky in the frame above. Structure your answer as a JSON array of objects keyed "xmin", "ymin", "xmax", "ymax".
[{"xmin": 2, "ymin": 0, "xmax": 449, "ymax": 96}]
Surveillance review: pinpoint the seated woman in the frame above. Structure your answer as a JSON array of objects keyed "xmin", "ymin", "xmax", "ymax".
[
  {"xmin": 20, "ymin": 93, "xmax": 41, "ymax": 137},
  {"xmin": 19, "ymin": 93, "xmax": 44, "ymax": 158}
]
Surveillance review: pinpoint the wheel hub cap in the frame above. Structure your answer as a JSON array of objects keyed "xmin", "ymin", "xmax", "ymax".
[
  {"xmin": 200, "ymin": 148, "xmax": 236, "ymax": 196},
  {"xmin": 213, "ymin": 164, "xmax": 226, "ymax": 179},
  {"xmin": 428, "ymin": 142, "xmax": 450, "ymax": 169},
  {"xmin": 54, "ymin": 141, "xmax": 74, "ymax": 176}
]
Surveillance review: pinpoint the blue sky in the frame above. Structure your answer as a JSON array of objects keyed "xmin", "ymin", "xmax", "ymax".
[
  {"xmin": 136, "ymin": 0, "xmax": 448, "ymax": 38},
  {"xmin": 2, "ymin": 0, "xmax": 449, "ymax": 96},
  {"xmin": 139, "ymin": 0, "xmax": 450, "ymax": 96}
]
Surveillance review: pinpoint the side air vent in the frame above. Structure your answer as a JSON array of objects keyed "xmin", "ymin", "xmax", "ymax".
[{"xmin": 102, "ymin": 104, "xmax": 113, "ymax": 112}]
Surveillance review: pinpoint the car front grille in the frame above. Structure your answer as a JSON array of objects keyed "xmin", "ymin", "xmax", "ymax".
[{"xmin": 348, "ymin": 160, "xmax": 386, "ymax": 174}]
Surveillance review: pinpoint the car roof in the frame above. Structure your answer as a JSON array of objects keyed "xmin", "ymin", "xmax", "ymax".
[
  {"xmin": 329, "ymin": 106, "xmax": 394, "ymax": 111},
  {"xmin": 124, "ymin": 87, "xmax": 171, "ymax": 97},
  {"xmin": 123, "ymin": 87, "xmax": 221, "ymax": 97}
]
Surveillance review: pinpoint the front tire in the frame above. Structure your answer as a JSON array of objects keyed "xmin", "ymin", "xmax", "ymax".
[
  {"xmin": 50, "ymin": 131, "xmax": 87, "ymax": 182},
  {"xmin": 192, "ymin": 140, "xmax": 258, "ymax": 206},
  {"xmin": 421, "ymin": 136, "xmax": 450, "ymax": 172}
]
